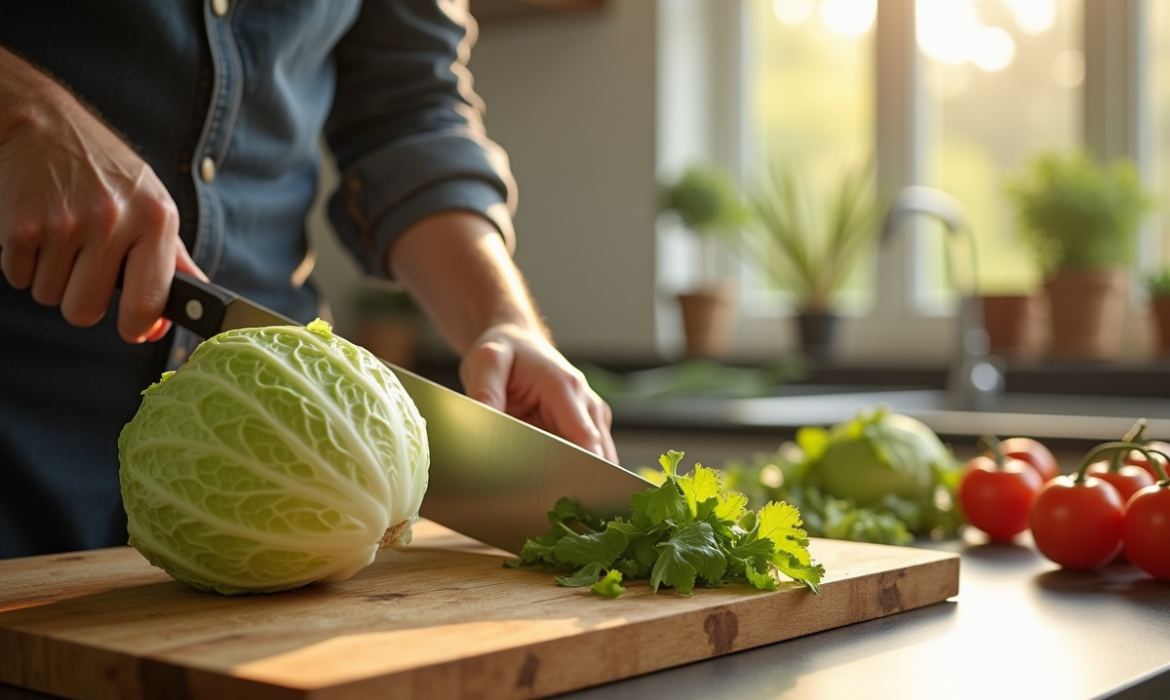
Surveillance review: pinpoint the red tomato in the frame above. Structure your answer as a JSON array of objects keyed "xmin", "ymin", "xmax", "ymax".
[
  {"xmin": 1123, "ymin": 484, "xmax": 1170, "ymax": 581},
  {"xmin": 1126, "ymin": 441, "xmax": 1170, "ymax": 480},
  {"xmin": 1029, "ymin": 475, "xmax": 1125, "ymax": 569},
  {"xmin": 958, "ymin": 454, "xmax": 1043, "ymax": 542},
  {"xmin": 997, "ymin": 437, "xmax": 1060, "ymax": 482},
  {"xmin": 1085, "ymin": 460, "xmax": 1156, "ymax": 503}
]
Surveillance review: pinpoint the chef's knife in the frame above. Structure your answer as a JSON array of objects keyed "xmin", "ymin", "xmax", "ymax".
[{"xmin": 155, "ymin": 271, "xmax": 650, "ymax": 553}]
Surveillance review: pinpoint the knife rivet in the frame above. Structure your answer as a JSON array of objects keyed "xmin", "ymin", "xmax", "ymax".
[{"xmin": 185, "ymin": 299, "xmax": 204, "ymax": 321}]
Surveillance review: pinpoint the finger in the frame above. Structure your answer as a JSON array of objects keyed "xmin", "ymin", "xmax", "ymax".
[
  {"xmin": 29, "ymin": 213, "xmax": 82, "ymax": 307},
  {"xmin": 142, "ymin": 242, "xmax": 200, "ymax": 343},
  {"xmin": 542, "ymin": 377, "xmax": 606, "ymax": 458},
  {"xmin": 143, "ymin": 317, "xmax": 172, "ymax": 343},
  {"xmin": 59, "ymin": 243, "xmax": 119, "ymax": 328},
  {"xmin": 0, "ymin": 217, "xmax": 42, "ymax": 289},
  {"xmin": 459, "ymin": 341, "xmax": 513, "ymax": 411},
  {"xmin": 588, "ymin": 395, "xmax": 618, "ymax": 463},
  {"xmin": 117, "ymin": 205, "xmax": 177, "ymax": 343}
]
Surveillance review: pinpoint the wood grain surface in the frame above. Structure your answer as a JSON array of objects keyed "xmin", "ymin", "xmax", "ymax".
[{"xmin": 0, "ymin": 520, "xmax": 959, "ymax": 700}]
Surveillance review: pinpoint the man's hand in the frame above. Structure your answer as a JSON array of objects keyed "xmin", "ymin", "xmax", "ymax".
[
  {"xmin": 0, "ymin": 47, "xmax": 201, "ymax": 343},
  {"xmin": 460, "ymin": 323, "xmax": 616, "ymax": 462},
  {"xmin": 389, "ymin": 211, "xmax": 618, "ymax": 463}
]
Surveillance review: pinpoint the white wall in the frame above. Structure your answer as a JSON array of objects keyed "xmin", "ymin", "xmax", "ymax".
[{"xmin": 469, "ymin": 1, "xmax": 660, "ymax": 359}]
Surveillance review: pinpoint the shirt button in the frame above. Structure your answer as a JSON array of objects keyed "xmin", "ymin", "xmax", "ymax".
[
  {"xmin": 200, "ymin": 156, "xmax": 216, "ymax": 184},
  {"xmin": 212, "ymin": 0, "xmax": 229, "ymax": 17}
]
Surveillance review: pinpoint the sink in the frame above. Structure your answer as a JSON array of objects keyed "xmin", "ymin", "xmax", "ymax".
[{"xmin": 612, "ymin": 388, "xmax": 1170, "ymax": 441}]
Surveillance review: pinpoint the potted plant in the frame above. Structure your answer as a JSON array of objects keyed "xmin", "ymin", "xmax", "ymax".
[
  {"xmin": 1145, "ymin": 268, "xmax": 1170, "ymax": 355},
  {"xmin": 1006, "ymin": 151, "xmax": 1150, "ymax": 359},
  {"xmin": 660, "ymin": 164, "xmax": 750, "ymax": 358},
  {"xmin": 747, "ymin": 159, "xmax": 884, "ymax": 360}
]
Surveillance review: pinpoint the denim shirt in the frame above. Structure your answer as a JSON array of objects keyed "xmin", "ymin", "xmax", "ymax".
[{"xmin": 0, "ymin": 0, "xmax": 516, "ymax": 557}]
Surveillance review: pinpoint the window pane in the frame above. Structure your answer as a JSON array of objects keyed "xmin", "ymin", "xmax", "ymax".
[
  {"xmin": 1149, "ymin": 2, "xmax": 1170, "ymax": 267},
  {"xmin": 919, "ymin": 0, "xmax": 1082, "ymax": 307},
  {"xmin": 746, "ymin": 0, "xmax": 876, "ymax": 313}
]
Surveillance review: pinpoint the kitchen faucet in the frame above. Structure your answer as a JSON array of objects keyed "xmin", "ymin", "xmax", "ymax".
[{"xmin": 881, "ymin": 186, "xmax": 1005, "ymax": 411}]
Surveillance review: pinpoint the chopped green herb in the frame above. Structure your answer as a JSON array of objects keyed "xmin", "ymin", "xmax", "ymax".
[{"xmin": 508, "ymin": 451, "xmax": 824, "ymax": 597}]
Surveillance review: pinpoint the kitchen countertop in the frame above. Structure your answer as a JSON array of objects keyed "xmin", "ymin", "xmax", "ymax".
[{"xmin": 3, "ymin": 534, "xmax": 1168, "ymax": 700}]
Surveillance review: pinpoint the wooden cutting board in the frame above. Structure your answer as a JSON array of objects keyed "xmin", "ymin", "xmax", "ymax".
[{"xmin": 0, "ymin": 520, "xmax": 958, "ymax": 700}]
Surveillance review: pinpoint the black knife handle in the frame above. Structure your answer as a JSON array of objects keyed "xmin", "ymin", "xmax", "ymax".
[
  {"xmin": 112, "ymin": 264, "xmax": 235, "ymax": 339},
  {"xmin": 163, "ymin": 271, "xmax": 235, "ymax": 339}
]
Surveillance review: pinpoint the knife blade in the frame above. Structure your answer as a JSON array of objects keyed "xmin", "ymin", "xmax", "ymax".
[{"xmin": 159, "ymin": 271, "xmax": 651, "ymax": 553}]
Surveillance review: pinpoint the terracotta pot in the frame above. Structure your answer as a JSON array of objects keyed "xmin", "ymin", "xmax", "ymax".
[
  {"xmin": 981, "ymin": 295, "xmax": 1041, "ymax": 356},
  {"xmin": 796, "ymin": 312, "xmax": 838, "ymax": 362},
  {"xmin": 677, "ymin": 284, "xmax": 735, "ymax": 358},
  {"xmin": 1153, "ymin": 298, "xmax": 1170, "ymax": 356},
  {"xmin": 1043, "ymin": 269, "xmax": 1128, "ymax": 359}
]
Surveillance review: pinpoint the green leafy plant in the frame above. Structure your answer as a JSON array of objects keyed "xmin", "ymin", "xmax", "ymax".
[
  {"xmin": 1005, "ymin": 151, "xmax": 1150, "ymax": 275},
  {"xmin": 659, "ymin": 164, "xmax": 750, "ymax": 237},
  {"xmin": 747, "ymin": 158, "xmax": 884, "ymax": 313},
  {"xmin": 1145, "ymin": 268, "xmax": 1170, "ymax": 299},
  {"xmin": 718, "ymin": 408, "xmax": 964, "ymax": 545},
  {"xmin": 508, "ymin": 451, "xmax": 824, "ymax": 597},
  {"xmin": 118, "ymin": 320, "xmax": 431, "ymax": 595}
]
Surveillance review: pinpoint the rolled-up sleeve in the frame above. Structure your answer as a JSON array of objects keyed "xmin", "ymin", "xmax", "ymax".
[{"xmin": 324, "ymin": 0, "xmax": 517, "ymax": 280}]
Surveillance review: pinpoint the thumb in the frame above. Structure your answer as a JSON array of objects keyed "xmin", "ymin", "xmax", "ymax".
[
  {"xmin": 143, "ymin": 242, "xmax": 208, "ymax": 343},
  {"xmin": 459, "ymin": 340, "xmax": 513, "ymax": 411}
]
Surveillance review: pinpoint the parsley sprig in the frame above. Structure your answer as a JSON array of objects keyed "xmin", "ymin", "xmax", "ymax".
[{"xmin": 507, "ymin": 451, "xmax": 825, "ymax": 597}]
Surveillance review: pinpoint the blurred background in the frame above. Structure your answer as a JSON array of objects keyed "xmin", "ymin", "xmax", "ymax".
[{"xmin": 306, "ymin": 0, "xmax": 1170, "ymax": 467}]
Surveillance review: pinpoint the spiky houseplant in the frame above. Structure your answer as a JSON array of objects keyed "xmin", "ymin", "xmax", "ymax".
[
  {"xmin": 747, "ymin": 159, "xmax": 884, "ymax": 359},
  {"xmin": 1005, "ymin": 151, "xmax": 1150, "ymax": 358}
]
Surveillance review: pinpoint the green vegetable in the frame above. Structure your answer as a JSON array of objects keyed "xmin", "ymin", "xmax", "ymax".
[
  {"xmin": 508, "ymin": 452, "xmax": 824, "ymax": 597},
  {"xmin": 719, "ymin": 408, "xmax": 962, "ymax": 545},
  {"xmin": 808, "ymin": 408, "xmax": 949, "ymax": 506},
  {"xmin": 118, "ymin": 319, "xmax": 430, "ymax": 595}
]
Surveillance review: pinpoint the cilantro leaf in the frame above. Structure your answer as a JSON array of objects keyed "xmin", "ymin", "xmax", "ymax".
[
  {"xmin": 509, "ymin": 452, "xmax": 824, "ymax": 598},
  {"xmin": 677, "ymin": 464, "xmax": 723, "ymax": 518},
  {"xmin": 741, "ymin": 559, "xmax": 779, "ymax": 591},
  {"xmin": 591, "ymin": 569, "xmax": 626, "ymax": 597},
  {"xmin": 659, "ymin": 451, "xmax": 684, "ymax": 479},
  {"xmin": 650, "ymin": 522, "xmax": 727, "ymax": 595},
  {"xmin": 757, "ymin": 501, "xmax": 813, "ymax": 567},
  {"xmin": 714, "ymin": 490, "xmax": 749, "ymax": 523},
  {"xmin": 630, "ymin": 482, "xmax": 688, "ymax": 527},
  {"xmin": 553, "ymin": 525, "xmax": 628, "ymax": 567},
  {"xmin": 555, "ymin": 561, "xmax": 603, "ymax": 587},
  {"xmin": 549, "ymin": 496, "xmax": 600, "ymax": 532}
]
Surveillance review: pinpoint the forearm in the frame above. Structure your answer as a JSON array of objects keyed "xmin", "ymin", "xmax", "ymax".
[{"xmin": 387, "ymin": 210, "xmax": 547, "ymax": 353}]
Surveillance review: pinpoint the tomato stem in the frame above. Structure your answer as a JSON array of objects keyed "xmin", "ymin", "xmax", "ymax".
[
  {"xmin": 979, "ymin": 434, "xmax": 1004, "ymax": 469},
  {"xmin": 1145, "ymin": 447, "xmax": 1170, "ymax": 486},
  {"xmin": 1077, "ymin": 441, "xmax": 1170, "ymax": 487},
  {"xmin": 1109, "ymin": 420, "xmax": 1147, "ymax": 473},
  {"xmin": 1076, "ymin": 442, "xmax": 1146, "ymax": 484}
]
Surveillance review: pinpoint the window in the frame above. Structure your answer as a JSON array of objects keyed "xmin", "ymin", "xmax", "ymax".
[
  {"xmin": 920, "ymin": 0, "xmax": 1083, "ymax": 308},
  {"xmin": 658, "ymin": 0, "xmax": 1153, "ymax": 359},
  {"xmin": 1148, "ymin": 1, "xmax": 1170, "ymax": 267},
  {"xmin": 744, "ymin": 0, "xmax": 876, "ymax": 314}
]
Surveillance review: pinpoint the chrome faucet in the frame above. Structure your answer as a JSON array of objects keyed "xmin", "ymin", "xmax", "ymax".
[{"xmin": 881, "ymin": 186, "xmax": 1005, "ymax": 411}]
